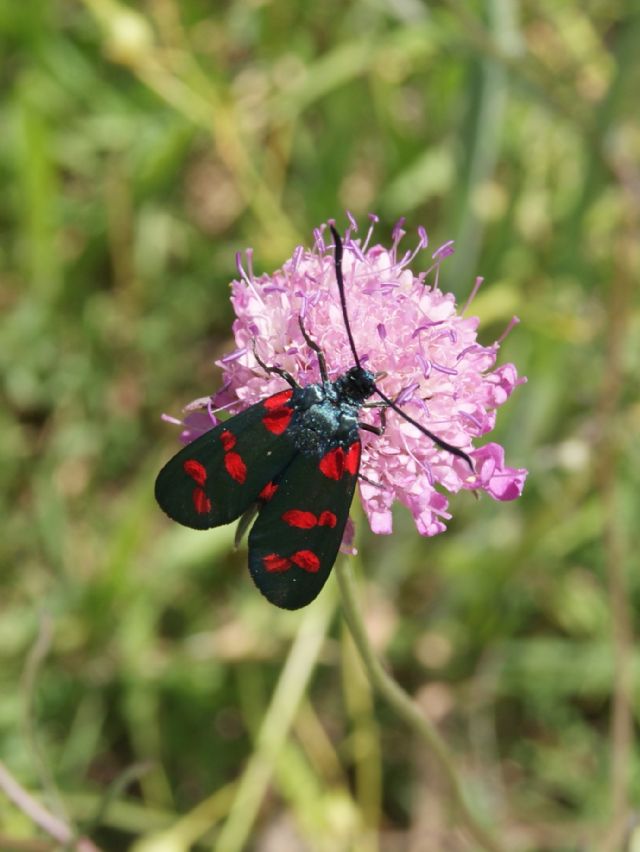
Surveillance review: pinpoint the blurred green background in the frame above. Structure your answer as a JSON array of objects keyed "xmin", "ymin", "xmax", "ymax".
[{"xmin": 1, "ymin": 1, "xmax": 638, "ymax": 850}]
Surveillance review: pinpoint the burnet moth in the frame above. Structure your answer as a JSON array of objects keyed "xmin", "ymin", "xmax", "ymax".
[{"xmin": 155, "ymin": 226, "xmax": 472, "ymax": 610}]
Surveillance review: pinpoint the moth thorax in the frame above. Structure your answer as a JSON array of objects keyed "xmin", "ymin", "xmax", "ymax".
[{"xmin": 337, "ymin": 367, "xmax": 376, "ymax": 402}]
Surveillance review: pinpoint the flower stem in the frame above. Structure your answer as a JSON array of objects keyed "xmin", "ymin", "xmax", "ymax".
[
  {"xmin": 335, "ymin": 559, "xmax": 506, "ymax": 852},
  {"xmin": 0, "ymin": 760, "xmax": 100, "ymax": 852},
  {"xmin": 595, "ymin": 149, "xmax": 636, "ymax": 851}
]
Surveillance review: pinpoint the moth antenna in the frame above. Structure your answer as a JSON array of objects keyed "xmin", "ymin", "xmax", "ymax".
[
  {"xmin": 330, "ymin": 224, "xmax": 362, "ymax": 369},
  {"xmin": 330, "ymin": 224, "xmax": 473, "ymax": 471},
  {"xmin": 374, "ymin": 386, "xmax": 474, "ymax": 471}
]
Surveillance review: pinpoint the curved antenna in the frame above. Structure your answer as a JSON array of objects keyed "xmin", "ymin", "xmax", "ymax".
[
  {"xmin": 330, "ymin": 223, "xmax": 473, "ymax": 471},
  {"xmin": 371, "ymin": 386, "xmax": 473, "ymax": 470},
  {"xmin": 330, "ymin": 225, "xmax": 362, "ymax": 369}
]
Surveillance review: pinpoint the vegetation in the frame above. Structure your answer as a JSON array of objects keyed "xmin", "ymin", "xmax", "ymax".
[{"xmin": 1, "ymin": 1, "xmax": 638, "ymax": 849}]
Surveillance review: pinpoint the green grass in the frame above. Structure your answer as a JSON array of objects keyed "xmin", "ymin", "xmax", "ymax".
[{"xmin": 1, "ymin": 1, "xmax": 638, "ymax": 849}]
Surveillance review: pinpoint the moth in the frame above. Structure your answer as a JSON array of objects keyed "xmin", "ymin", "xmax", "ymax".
[{"xmin": 155, "ymin": 227, "xmax": 471, "ymax": 609}]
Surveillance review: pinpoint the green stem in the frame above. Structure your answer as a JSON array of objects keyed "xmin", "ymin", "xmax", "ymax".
[
  {"xmin": 335, "ymin": 560, "xmax": 506, "ymax": 852},
  {"xmin": 213, "ymin": 591, "xmax": 336, "ymax": 852}
]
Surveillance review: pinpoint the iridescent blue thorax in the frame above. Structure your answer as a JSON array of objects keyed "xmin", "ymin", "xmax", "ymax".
[{"xmin": 285, "ymin": 367, "xmax": 375, "ymax": 458}]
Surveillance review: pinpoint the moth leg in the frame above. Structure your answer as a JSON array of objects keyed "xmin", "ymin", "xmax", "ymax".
[
  {"xmin": 359, "ymin": 405, "xmax": 387, "ymax": 435},
  {"xmin": 298, "ymin": 316, "xmax": 328, "ymax": 383},
  {"xmin": 358, "ymin": 421, "xmax": 383, "ymax": 436},
  {"xmin": 358, "ymin": 471, "xmax": 384, "ymax": 489},
  {"xmin": 252, "ymin": 340, "xmax": 299, "ymax": 389}
]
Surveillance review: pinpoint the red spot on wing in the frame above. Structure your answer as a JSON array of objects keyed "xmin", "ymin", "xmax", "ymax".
[
  {"xmin": 318, "ymin": 511, "xmax": 337, "ymax": 528},
  {"xmin": 263, "ymin": 553, "xmax": 292, "ymax": 573},
  {"xmin": 220, "ymin": 429, "xmax": 236, "ymax": 451},
  {"xmin": 282, "ymin": 510, "xmax": 317, "ymax": 529},
  {"xmin": 262, "ymin": 390, "xmax": 294, "ymax": 434},
  {"xmin": 319, "ymin": 446, "xmax": 345, "ymax": 480},
  {"xmin": 291, "ymin": 550, "xmax": 320, "ymax": 573},
  {"xmin": 258, "ymin": 481, "xmax": 278, "ymax": 502},
  {"xmin": 264, "ymin": 390, "xmax": 293, "ymax": 410},
  {"xmin": 345, "ymin": 441, "xmax": 361, "ymax": 476},
  {"xmin": 183, "ymin": 459, "xmax": 207, "ymax": 485},
  {"xmin": 192, "ymin": 486, "xmax": 211, "ymax": 514},
  {"xmin": 262, "ymin": 407, "xmax": 293, "ymax": 435},
  {"xmin": 224, "ymin": 451, "xmax": 247, "ymax": 484}
]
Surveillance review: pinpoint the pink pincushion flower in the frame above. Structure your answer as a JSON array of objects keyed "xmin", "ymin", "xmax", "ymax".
[{"xmin": 176, "ymin": 216, "xmax": 527, "ymax": 538}]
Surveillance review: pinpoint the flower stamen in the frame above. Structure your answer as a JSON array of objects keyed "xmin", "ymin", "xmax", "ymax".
[
  {"xmin": 496, "ymin": 315, "xmax": 521, "ymax": 345},
  {"xmin": 461, "ymin": 276, "xmax": 484, "ymax": 314}
]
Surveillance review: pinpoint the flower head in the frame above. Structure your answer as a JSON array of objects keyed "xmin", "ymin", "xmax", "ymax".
[{"xmin": 177, "ymin": 216, "xmax": 527, "ymax": 538}]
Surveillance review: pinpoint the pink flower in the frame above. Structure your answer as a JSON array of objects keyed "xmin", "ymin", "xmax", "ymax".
[{"xmin": 173, "ymin": 216, "xmax": 527, "ymax": 537}]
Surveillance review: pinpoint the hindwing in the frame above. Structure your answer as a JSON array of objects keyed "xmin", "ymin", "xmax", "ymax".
[
  {"xmin": 248, "ymin": 437, "xmax": 362, "ymax": 609},
  {"xmin": 155, "ymin": 390, "xmax": 298, "ymax": 529}
]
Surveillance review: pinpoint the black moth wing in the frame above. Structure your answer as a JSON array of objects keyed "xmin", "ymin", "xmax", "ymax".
[
  {"xmin": 248, "ymin": 437, "xmax": 362, "ymax": 610},
  {"xmin": 155, "ymin": 390, "xmax": 298, "ymax": 530}
]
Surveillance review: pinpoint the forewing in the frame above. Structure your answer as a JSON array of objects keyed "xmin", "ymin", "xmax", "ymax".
[
  {"xmin": 155, "ymin": 390, "xmax": 298, "ymax": 530},
  {"xmin": 248, "ymin": 438, "xmax": 362, "ymax": 609}
]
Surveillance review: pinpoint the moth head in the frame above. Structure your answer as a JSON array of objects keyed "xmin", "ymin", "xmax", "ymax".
[{"xmin": 337, "ymin": 366, "xmax": 376, "ymax": 402}]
